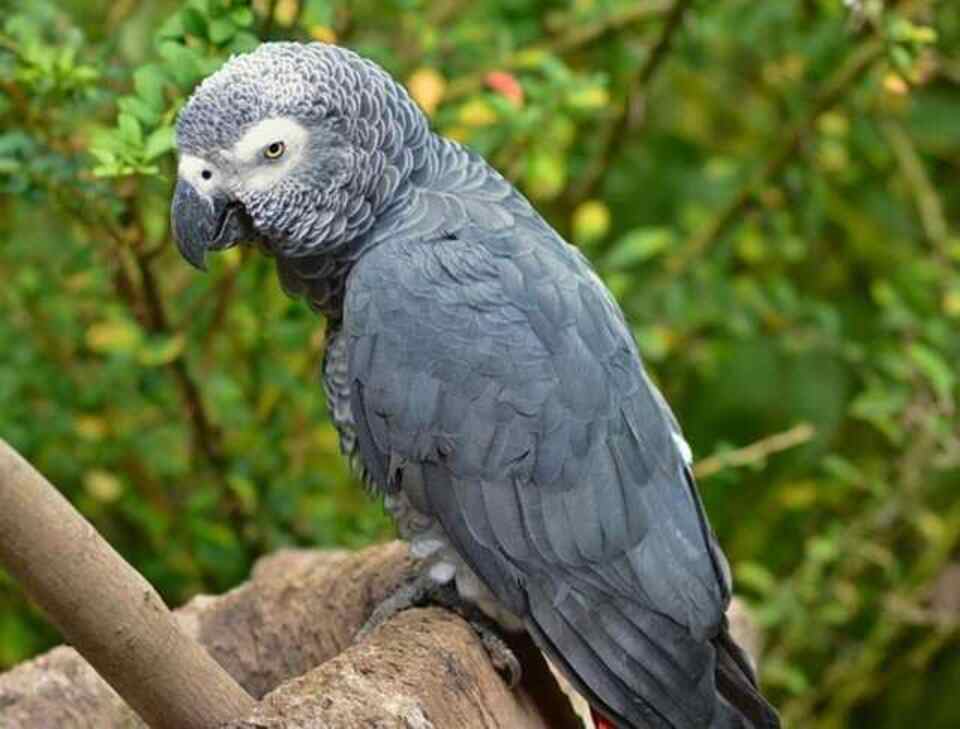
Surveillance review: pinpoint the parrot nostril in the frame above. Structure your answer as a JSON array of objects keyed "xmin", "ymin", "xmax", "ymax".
[{"xmin": 201, "ymin": 169, "xmax": 213, "ymax": 180}]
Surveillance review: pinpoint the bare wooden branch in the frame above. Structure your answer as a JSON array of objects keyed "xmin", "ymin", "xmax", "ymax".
[
  {"xmin": 0, "ymin": 439, "xmax": 255, "ymax": 729},
  {"xmin": 695, "ymin": 423, "xmax": 816, "ymax": 479},
  {"xmin": 0, "ymin": 542, "xmax": 764, "ymax": 729},
  {"xmin": 0, "ymin": 542, "xmax": 584, "ymax": 729},
  {"xmin": 223, "ymin": 608, "xmax": 560, "ymax": 729},
  {"xmin": 0, "ymin": 442, "xmax": 764, "ymax": 729}
]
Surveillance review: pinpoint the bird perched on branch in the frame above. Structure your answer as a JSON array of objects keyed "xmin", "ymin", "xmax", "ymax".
[{"xmin": 170, "ymin": 42, "xmax": 780, "ymax": 729}]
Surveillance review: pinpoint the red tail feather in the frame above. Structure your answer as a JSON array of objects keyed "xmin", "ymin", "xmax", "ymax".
[{"xmin": 591, "ymin": 707, "xmax": 617, "ymax": 729}]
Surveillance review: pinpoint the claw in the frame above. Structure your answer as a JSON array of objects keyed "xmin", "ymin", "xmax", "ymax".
[
  {"xmin": 356, "ymin": 568, "xmax": 523, "ymax": 688},
  {"xmin": 355, "ymin": 574, "xmax": 432, "ymax": 642},
  {"xmin": 475, "ymin": 620, "xmax": 522, "ymax": 688}
]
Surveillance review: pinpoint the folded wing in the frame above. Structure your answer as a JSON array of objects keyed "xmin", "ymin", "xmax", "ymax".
[{"xmin": 345, "ymin": 221, "xmax": 737, "ymax": 728}]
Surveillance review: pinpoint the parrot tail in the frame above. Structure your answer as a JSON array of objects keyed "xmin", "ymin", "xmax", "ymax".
[
  {"xmin": 591, "ymin": 707, "xmax": 618, "ymax": 729},
  {"xmin": 525, "ymin": 577, "xmax": 780, "ymax": 729},
  {"xmin": 709, "ymin": 624, "xmax": 781, "ymax": 729},
  {"xmin": 585, "ymin": 622, "xmax": 780, "ymax": 729}
]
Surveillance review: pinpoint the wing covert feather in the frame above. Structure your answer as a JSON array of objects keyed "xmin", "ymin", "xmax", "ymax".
[{"xmin": 344, "ymin": 222, "xmax": 728, "ymax": 638}]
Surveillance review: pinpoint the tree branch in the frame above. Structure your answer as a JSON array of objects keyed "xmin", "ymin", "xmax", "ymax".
[
  {"xmin": 0, "ymin": 443, "xmax": 763, "ymax": 729},
  {"xmin": 568, "ymin": 0, "xmax": 692, "ymax": 204},
  {"xmin": 694, "ymin": 423, "xmax": 816, "ymax": 479},
  {"xmin": 879, "ymin": 117, "xmax": 950, "ymax": 255},
  {"xmin": 668, "ymin": 36, "xmax": 886, "ymax": 273},
  {"xmin": 133, "ymin": 251, "xmax": 226, "ymax": 470},
  {"xmin": 223, "ymin": 608, "xmax": 565, "ymax": 729},
  {"xmin": 0, "ymin": 439, "xmax": 255, "ymax": 729},
  {"xmin": 0, "ymin": 535, "xmax": 581, "ymax": 729}
]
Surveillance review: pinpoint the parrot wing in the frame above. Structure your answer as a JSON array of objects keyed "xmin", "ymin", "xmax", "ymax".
[{"xmin": 344, "ymin": 220, "xmax": 746, "ymax": 728}]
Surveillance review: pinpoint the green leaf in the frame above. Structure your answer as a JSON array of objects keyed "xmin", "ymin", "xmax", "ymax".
[
  {"xmin": 908, "ymin": 343, "xmax": 955, "ymax": 401},
  {"xmin": 230, "ymin": 7, "xmax": 255, "ymax": 27},
  {"xmin": 523, "ymin": 150, "xmax": 566, "ymax": 201},
  {"xmin": 118, "ymin": 96, "xmax": 162, "ymax": 127},
  {"xmin": 56, "ymin": 46, "xmax": 76, "ymax": 72},
  {"xmin": 229, "ymin": 32, "xmax": 260, "ymax": 53},
  {"xmin": 158, "ymin": 42, "xmax": 203, "ymax": 87},
  {"xmin": 602, "ymin": 228, "xmax": 674, "ymax": 270},
  {"xmin": 890, "ymin": 45, "xmax": 913, "ymax": 73},
  {"xmin": 89, "ymin": 126, "xmax": 126, "ymax": 154},
  {"xmin": 143, "ymin": 126, "xmax": 175, "ymax": 161},
  {"xmin": 157, "ymin": 14, "xmax": 186, "ymax": 41},
  {"xmin": 227, "ymin": 474, "xmax": 259, "ymax": 513},
  {"xmin": 134, "ymin": 65, "xmax": 168, "ymax": 110},
  {"xmin": 634, "ymin": 325, "xmax": 672, "ymax": 362},
  {"xmin": 88, "ymin": 147, "xmax": 118, "ymax": 166},
  {"xmin": 208, "ymin": 18, "xmax": 236, "ymax": 45},
  {"xmin": 137, "ymin": 333, "xmax": 185, "ymax": 366},
  {"xmin": 850, "ymin": 381, "xmax": 908, "ymax": 443},
  {"xmin": 301, "ymin": 0, "xmax": 335, "ymax": 26},
  {"xmin": 764, "ymin": 658, "xmax": 810, "ymax": 695},
  {"xmin": 735, "ymin": 561, "xmax": 777, "ymax": 595},
  {"xmin": 117, "ymin": 113, "xmax": 143, "ymax": 147},
  {"xmin": 86, "ymin": 319, "xmax": 143, "ymax": 355},
  {"xmin": 180, "ymin": 7, "xmax": 208, "ymax": 38},
  {"xmin": 807, "ymin": 536, "xmax": 839, "ymax": 563}
]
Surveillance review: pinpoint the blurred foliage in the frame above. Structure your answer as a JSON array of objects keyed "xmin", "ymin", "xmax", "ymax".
[{"xmin": 0, "ymin": 0, "xmax": 958, "ymax": 726}]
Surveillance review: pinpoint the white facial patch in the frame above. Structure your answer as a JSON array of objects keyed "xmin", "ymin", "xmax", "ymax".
[
  {"xmin": 178, "ymin": 154, "xmax": 221, "ymax": 197},
  {"xmin": 227, "ymin": 117, "xmax": 309, "ymax": 193}
]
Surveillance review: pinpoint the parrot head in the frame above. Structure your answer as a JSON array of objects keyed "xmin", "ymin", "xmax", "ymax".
[{"xmin": 170, "ymin": 42, "xmax": 428, "ymax": 269}]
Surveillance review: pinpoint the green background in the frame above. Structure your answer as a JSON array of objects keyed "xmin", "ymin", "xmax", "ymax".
[{"xmin": 1, "ymin": 1, "xmax": 958, "ymax": 726}]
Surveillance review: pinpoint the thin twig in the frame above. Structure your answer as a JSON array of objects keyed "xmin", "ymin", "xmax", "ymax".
[
  {"xmin": 694, "ymin": 423, "xmax": 816, "ymax": 479},
  {"xmin": 292, "ymin": 0, "xmax": 307, "ymax": 32},
  {"xmin": 100, "ymin": 216, "xmax": 239, "ymax": 524},
  {"xmin": 262, "ymin": 0, "xmax": 280, "ymax": 38},
  {"xmin": 568, "ymin": 0, "xmax": 692, "ymax": 204},
  {"xmin": 133, "ymin": 251, "xmax": 226, "ymax": 470},
  {"xmin": 668, "ymin": 37, "xmax": 886, "ymax": 274},
  {"xmin": 634, "ymin": 0, "xmax": 692, "ymax": 88},
  {"xmin": 770, "ymin": 379, "xmax": 956, "ymax": 723},
  {"xmin": 879, "ymin": 117, "xmax": 950, "ymax": 254},
  {"xmin": 207, "ymin": 267, "xmax": 241, "ymax": 338},
  {"xmin": 116, "ymin": 237, "xmax": 253, "ymax": 545}
]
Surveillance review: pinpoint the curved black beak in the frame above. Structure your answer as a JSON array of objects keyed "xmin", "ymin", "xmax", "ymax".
[{"xmin": 170, "ymin": 179, "xmax": 253, "ymax": 271}]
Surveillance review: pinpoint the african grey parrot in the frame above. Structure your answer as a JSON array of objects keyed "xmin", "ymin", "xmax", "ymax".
[{"xmin": 170, "ymin": 42, "xmax": 780, "ymax": 729}]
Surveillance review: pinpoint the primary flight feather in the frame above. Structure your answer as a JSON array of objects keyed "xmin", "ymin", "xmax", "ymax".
[{"xmin": 171, "ymin": 42, "xmax": 780, "ymax": 729}]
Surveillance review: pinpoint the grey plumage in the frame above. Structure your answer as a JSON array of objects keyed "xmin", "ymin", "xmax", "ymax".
[{"xmin": 171, "ymin": 42, "xmax": 780, "ymax": 729}]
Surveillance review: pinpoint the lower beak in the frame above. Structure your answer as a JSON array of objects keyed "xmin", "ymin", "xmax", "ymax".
[{"xmin": 170, "ymin": 179, "xmax": 253, "ymax": 270}]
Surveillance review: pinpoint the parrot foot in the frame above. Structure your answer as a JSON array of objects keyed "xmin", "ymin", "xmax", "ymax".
[
  {"xmin": 355, "ymin": 572, "xmax": 435, "ymax": 642},
  {"xmin": 356, "ymin": 571, "xmax": 522, "ymax": 688}
]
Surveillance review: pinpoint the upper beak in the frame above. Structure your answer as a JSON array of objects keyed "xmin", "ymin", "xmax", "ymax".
[{"xmin": 170, "ymin": 179, "xmax": 253, "ymax": 271}]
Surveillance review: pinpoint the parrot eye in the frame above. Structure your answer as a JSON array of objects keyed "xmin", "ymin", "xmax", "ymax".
[{"xmin": 264, "ymin": 141, "xmax": 285, "ymax": 159}]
